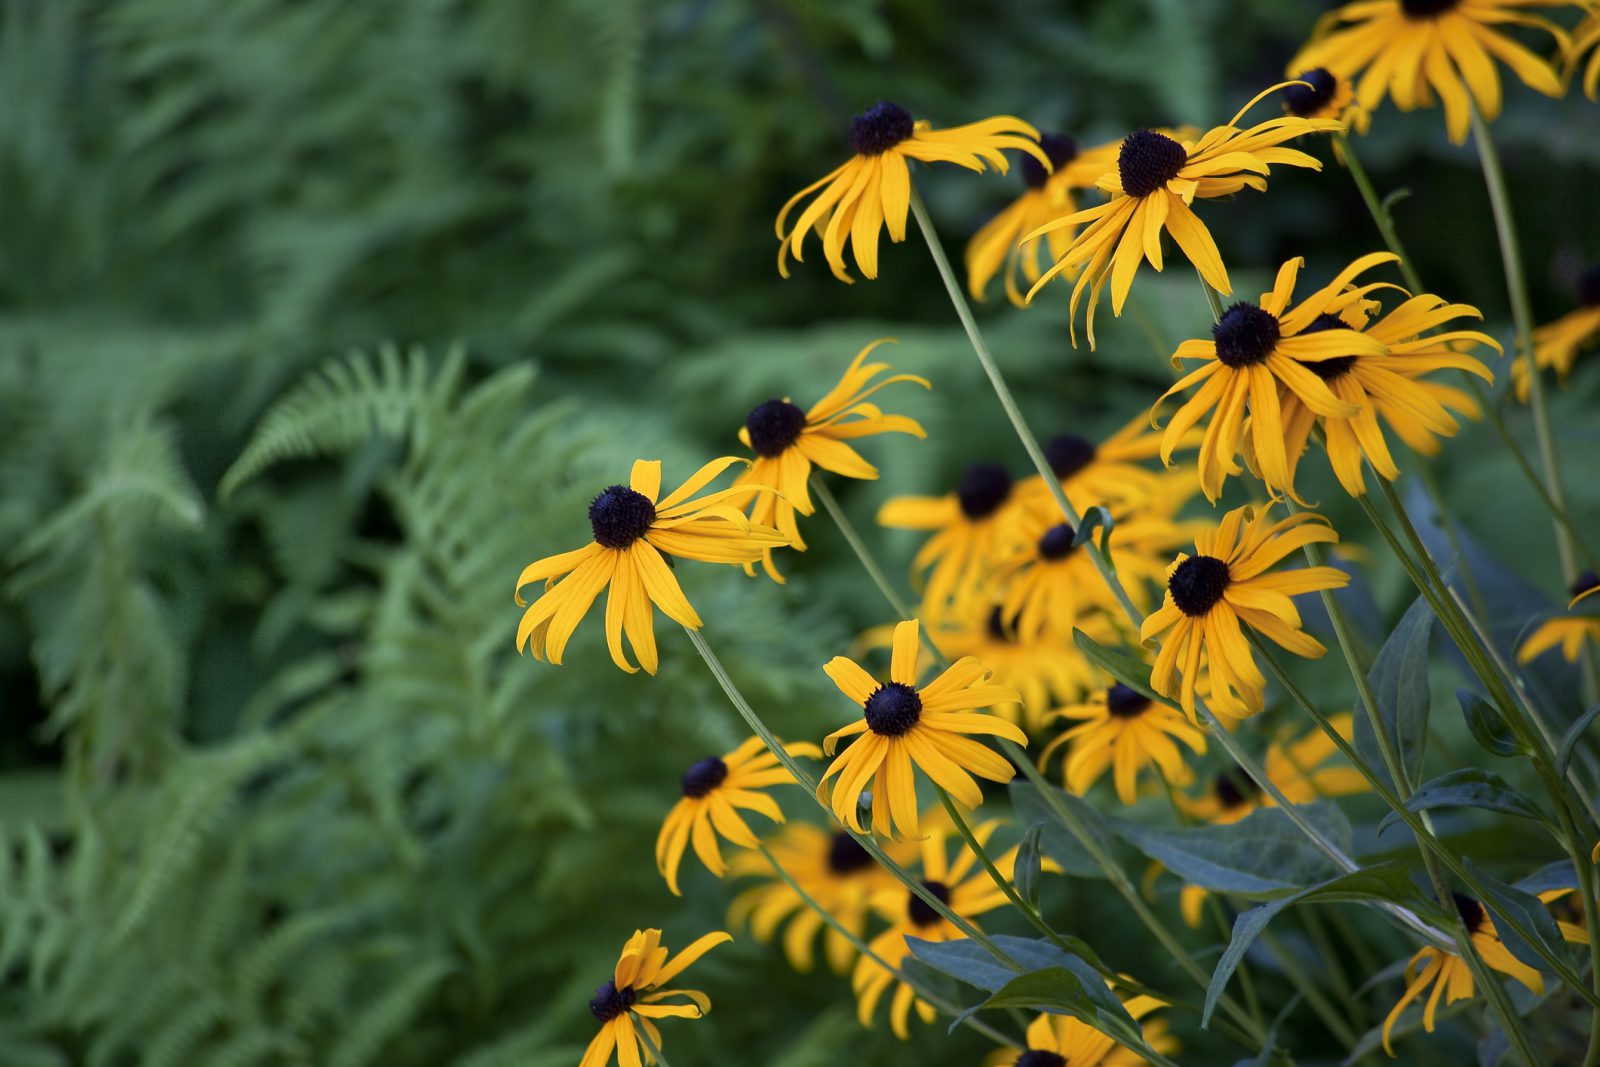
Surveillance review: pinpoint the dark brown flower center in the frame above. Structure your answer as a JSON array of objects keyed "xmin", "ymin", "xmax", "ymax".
[
  {"xmin": 1106, "ymin": 683, "xmax": 1151, "ymax": 718},
  {"xmin": 680, "ymin": 756, "xmax": 729, "ymax": 798},
  {"xmin": 1213, "ymin": 302, "xmax": 1282, "ymax": 368},
  {"xmin": 1571, "ymin": 570, "xmax": 1600, "ymax": 600},
  {"xmin": 1169, "ymin": 554, "xmax": 1230, "ymax": 616},
  {"xmin": 1300, "ymin": 312, "xmax": 1360, "ymax": 380},
  {"xmin": 1213, "ymin": 768, "xmax": 1260, "ymax": 809},
  {"xmin": 589, "ymin": 980, "xmax": 637, "ymax": 1022},
  {"xmin": 745, "ymin": 398, "xmax": 807, "ymax": 457},
  {"xmin": 1452, "ymin": 892, "xmax": 1486, "ymax": 934},
  {"xmin": 1038, "ymin": 522, "xmax": 1078, "ymax": 561},
  {"xmin": 1045, "ymin": 432, "xmax": 1097, "ymax": 479},
  {"xmin": 851, "ymin": 101, "xmax": 915, "ymax": 156},
  {"xmin": 864, "ymin": 682, "xmax": 922, "ymax": 737},
  {"xmin": 1579, "ymin": 264, "xmax": 1600, "ymax": 308},
  {"xmin": 957, "ymin": 462, "xmax": 1013, "ymax": 520},
  {"xmin": 1284, "ymin": 68, "xmax": 1338, "ymax": 117},
  {"xmin": 589, "ymin": 485, "xmax": 657, "ymax": 548},
  {"xmin": 1016, "ymin": 1052, "xmax": 1067, "ymax": 1067},
  {"xmin": 986, "ymin": 606, "xmax": 1014, "ymax": 643},
  {"xmin": 1118, "ymin": 129, "xmax": 1188, "ymax": 198},
  {"xmin": 1021, "ymin": 132, "xmax": 1079, "ymax": 189},
  {"xmin": 908, "ymin": 879, "xmax": 953, "ymax": 927},
  {"xmin": 827, "ymin": 831, "xmax": 874, "ymax": 874},
  {"xmin": 1401, "ymin": 0, "xmax": 1461, "ymax": 17}
]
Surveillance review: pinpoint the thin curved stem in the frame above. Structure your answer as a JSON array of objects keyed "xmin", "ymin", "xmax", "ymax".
[
  {"xmin": 935, "ymin": 786, "xmax": 1069, "ymax": 951},
  {"xmin": 630, "ymin": 1014, "xmax": 674, "ymax": 1067}
]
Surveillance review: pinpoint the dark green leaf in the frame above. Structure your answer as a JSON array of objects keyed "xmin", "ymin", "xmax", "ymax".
[
  {"xmin": 1377, "ymin": 769, "xmax": 1550, "ymax": 838},
  {"xmin": 1457, "ymin": 689, "xmax": 1522, "ymax": 758},
  {"xmin": 1464, "ymin": 858, "xmax": 1569, "ymax": 976},
  {"xmin": 1014, "ymin": 822, "xmax": 1045, "ymax": 909},
  {"xmin": 1514, "ymin": 860, "xmax": 1577, "ymax": 895},
  {"xmin": 1071, "ymin": 630, "xmax": 1179, "ymax": 710},
  {"xmin": 1009, "ymin": 780, "xmax": 1117, "ymax": 880},
  {"xmin": 1071, "ymin": 506, "xmax": 1115, "ymax": 559},
  {"xmin": 972, "ymin": 963, "xmax": 1145, "ymax": 1049},
  {"xmin": 1556, "ymin": 703, "xmax": 1600, "ymax": 773},
  {"xmin": 908, "ymin": 934, "xmax": 1107, "ymax": 993},
  {"xmin": 1354, "ymin": 595, "xmax": 1433, "ymax": 789},
  {"xmin": 1110, "ymin": 804, "xmax": 1352, "ymax": 897}
]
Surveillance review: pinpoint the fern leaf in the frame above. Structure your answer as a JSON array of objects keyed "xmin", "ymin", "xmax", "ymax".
[{"xmin": 327, "ymin": 958, "xmax": 453, "ymax": 1067}]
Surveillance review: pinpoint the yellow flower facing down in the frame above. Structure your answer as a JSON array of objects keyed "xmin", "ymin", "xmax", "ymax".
[
  {"xmin": 514, "ymin": 458, "xmax": 788, "ymax": 674},
  {"xmin": 1141, "ymin": 505, "xmax": 1350, "ymax": 720},
  {"xmin": 1157, "ymin": 253, "xmax": 1395, "ymax": 501},
  {"xmin": 777, "ymin": 101, "xmax": 1049, "ymax": 283},
  {"xmin": 655, "ymin": 736, "xmax": 821, "ymax": 896},
  {"xmin": 1025, "ymin": 86, "xmax": 1341, "ymax": 347},
  {"xmin": 878, "ymin": 462, "xmax": 1024, "ymax": 619},
  {"xmin": 1513, "ymin": 265, "xmax": 1600, "ymax": 401},
  {"xmin": 1039, "ymin": 683, "xmax": 1207, "ymax": 806},
  {"xmin": 1381, "ymin": 890, "xmax": 1589, "ymax": 1055},
  {"xmin": 1292, "ymin": 0, "xmax": 1567, "ymax": 145},
  {"xmin": 819, "ymin": 619, "xmax": 1026, "ymax": 838},
  {"xmin": 965, "ymin": 132, "xmax": 1124, "ymax": 305},
  {"xmin": 733, "ymin": 339, "xmax": 928, "ymax": 581},
  {"xmin": 1517, "ymin": 571, "xmax": 1600, "ymax": 664},
  {"xmin": 580, "ymin": 927, "xmax": 731, "ymax": 1067},
  {"xmin": 1178, "ymin": 713, "xmax": 1369, "ymax": 825},
  {"xmin": 985, "ymin": 998, "xmax": 1177, "ymax": 1067},
  {"xmin": 1283, "ymin": 67, "xmax": 1372, "ymax": 136},
  {"xmin": 1574, "ymin": 9, "xmax": 1600, "ymax": 99},
  {"xmin": 727, "ymin": 821, "xmax": 914, "ymax": 974}
]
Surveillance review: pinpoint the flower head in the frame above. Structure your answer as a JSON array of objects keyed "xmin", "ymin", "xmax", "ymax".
[
  {"xmin": 1517, "ymin": 571, "xmax": 1600, "ymax": 664},
  {"xmin": 1178, "ymin": 714, "xmax": 1368, "ymax": 824},
  {"xmin": 1573, "ymin": 9, "xmax": 1600, "ymax": 100},
  {"xmin": 878, "ymin": 462, "xmax": 1024, "ymax": 618},
  {"xmin": 1026, "ymin": 87, "xmax": 1340, "ymax": 347},
  {"xmin": 1039, "ymin": 683, "xmax": 1207, "ymax": 806},
  {"xmin": 777, "ymin": 102, "xmax": 1049, "ymax": 282},
  {"xmin": 734, "ymin": 339, "xmax": 928, "ymax": 581},
  {"xmin": 819, "ymin": 619, "xmax": 1026, "ymax": 837},
  {"xmin": 985, "ymin": 997, "xmax": 1177, "ymax": 1067},
  {"xmin": 1283, "ymin": 67, "xmax": 1371, "ymax": 135},
  {"xmin": 1513, "ymin": 264, "xmax": 1600, "ymax": 401},
  {"xmin": 1140, "ymin": 505, "xmax": 1350, "ymax": 719},
  {"xmin": 515, "ymin": 458, "xmax": 788, "ymax": 674},
  {"xmin": 656, "ymin": 736, "xmax": 821, "ymax": 896},
  {"xmin": 1014, "ymin": 413, "xmax": 1197, "ymax": 516},
  {"xmin": 580, "ymin": 927, "xmax": 731, "ymax": 1067},
  {"xmin": 1292, "ymin": 0, "xmax": 1567, "ymax": 144}
]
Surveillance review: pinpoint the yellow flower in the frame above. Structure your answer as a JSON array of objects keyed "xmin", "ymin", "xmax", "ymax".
[
  {"xmin": 1140, "ymin": 505, "xmax": 1350, "ymax": 720},
  {"xmin": 1517, "ymin": 572, "xmax": 1600, "ymax": 664},
  {"xmin": 819, "ymin": 618, "xmax": 1026, "ymax": 838},
  {"xmin": 1283, "ymin": 67, "xmax": 1372, "ymax": 136},
  {"xmin": 727, "ymin": 822, "xmax": 913, "ymax": 974},
  {"xmin": 580, "ymin": 927, "xmax": 731, "ymax": 1067},
  {"xmin": 514, "ymin": 458, "xmax": 787, "ymax": 674},
  {"xmin": 1039, "ymin": 683, "xmax": 1207, "ymax": 805},
  {"xmin": 1512, "ymin": 265, "xmax": 1600, "ymax": 401},
  {"xmin": 1178, "ymin": 714, "xmax": 1369, "ymax": 824},
  {"xmin": 1157, "ymin": 253, "xmax": 1395, "ymax": 501},
  {"xmin": 1573, "ymin": 9, "xmax": 1600, "ymax": 99},
  {"xmin": 1013, "ymin": 413, "xmax": 1199, "ymax": 516},
  {"xmin": 854, "ymin": 816, "xmax": 1019, "ymax": 1038},
  {"xmin": 878, "ymin": 463, "xmax": 1024, "ymax": 618},
  {"xmin": 965, "ymin": 132, "xmax": 1124, "ymax": 305},
  {"xmin": 1292, "ymin": 0, "xmax": 1567, "ymax": 145},
  {"xmin": 733, "ymin": 339, "xmax": 928, "ymax": 581},
  {"xmin": 777, "ymin": 102, "xmax": 1048, "ymax": 282},
  {"xmin": 1381, "ymin": 891, "xmax": 1589, "ymax": 1055},
  {"xmin": 1025, "ymin": 86, "xmax": 1340, "ymax": 347},
  {"xmin": 985, "ymin": 998, "xmax": 1177, "ymax": 1067},
  {"xmin": 655, "ymin": 736, "xmax": 821, "ymax": 896}
]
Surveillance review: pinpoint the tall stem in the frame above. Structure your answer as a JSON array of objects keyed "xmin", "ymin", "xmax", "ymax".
[
  {"xmin": 935, "ymin": 787, "xmax": 1068, "ymax": 951},
  {"xmin": 630, "ymin": 1015, "xmax": 674, "ymax": 1067}
]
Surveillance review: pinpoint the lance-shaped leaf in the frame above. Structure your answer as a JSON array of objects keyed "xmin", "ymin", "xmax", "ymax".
[
  {"xmin": 1376, "ymin": 768, "xmax": 1551, "ymax": 838},
  {"xmin": 1457, "ymin": 688, "xmax": 1522, "ymax": 758},
  {"xmin": 1354, "ymin": 595, "xmax": 1433, "ymax": 790},
  {"xmin": 1110, "ymin": 804, "xmax": 1353, "ymax": 897},
  {"xmin": 1464, "ymin": 858, "xmax": 1571, "ymax": 976}
]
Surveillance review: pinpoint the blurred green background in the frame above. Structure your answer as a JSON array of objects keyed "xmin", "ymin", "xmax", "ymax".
[{"xmin": 3, "ymin": 1, "xmax": 1599, "ymax": 1064}]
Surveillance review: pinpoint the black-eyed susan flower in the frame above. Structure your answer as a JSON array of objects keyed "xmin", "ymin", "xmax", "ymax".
[
  {"xmin": 1178, "ymin": 714, "xmax": 1369, "ymax": 824},
  {"xmin": 1573, "ymin": 9, "xmax": 1600, "ymax": 99},
  {"xmin": 727, "ymin": 822, "xmax": 913, "ymax": 974},
  {"xmin": 1025, "ymin": 88, "xmax": 1341, "ymax": 346},
  {"xmin": 819, "ymin": 618, "xmax": 1026, "ymax": 837},
  {"xmin": 1157, "ymin": 253, "xmax": 1395, "ymax": 501},
  {"xmin": 1513, "ymin": 264, "xmax": 1600, "ymax": 401},
  {"xmin": 1292, "ymin": 0, "xmax": 1567, "ymax": 145},
  {"xmin": 655, "ymin": 736, "xmax": 822, "ymax": 896},
  {"xmin": 581, "ymin": 927, "xmax": 730, "ymax": 1067},
  {"xmin": 1039, "ymin": 683, "xmax": 1207, "ymax": 806},
  {"xmin": 879, "ymin": 462, "xmax": 1023, "ymax": 617},
  {"xmin": 515, "ymin": 458, "xmax": 788, "ymax": 674},
  {"xmin": 854, "ymin": 816, "xmax": 1019, "ymax": 1037},
  {"xmin": 1014, "ymin": 414, "xmax": 1197, "ymax": 516},
  {"xmin": 1283, "ymin": 67, "xmax": 1371, "ymax": 135},
  {"xmin": 1140, "ymin": 505, "xmax": 1350, "ymax": 720},
  {"xmin": 965, "ymin": 133, "xmax": 1123, "ymax": 305},
  {"xmin": 776, "ymin": 102, "xmax": 1049, "ymax": 283},
  {"xmin": 985, "ymin": 997, "xmax": 1178, "ymax": 1067},
  {"xmin": 1381, "ymin": 891, "xmax": 1589, "ymax": 1055},
  {"xmin": 733, "ymin": 339, "xmax": 928, "ymax": 581},
  {"xmin": 1517, "ymin": 571, "xmax": 1600, "ymax": 664}
]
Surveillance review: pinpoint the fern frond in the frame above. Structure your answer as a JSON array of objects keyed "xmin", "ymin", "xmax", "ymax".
[{"xmin": 326, "ymin": 958, "xmax": 453, "ymax": 1067}]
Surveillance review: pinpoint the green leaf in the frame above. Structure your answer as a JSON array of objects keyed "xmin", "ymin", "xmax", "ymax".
[
  {"xmin": 1377, "ymin": 769, "xmax": 1551, "ymax": 838},
  {"xmin": 1556, "ymin": 703, "xmax": 1600, "ymax": 773},
  {"xmin": 1464, "ymin": 858, "xmax": 1570, "ymax": 976},
  {"xmin": 1071, "ymin": 506, "xmax": 1115, "ymax": 559},
  {"xmin": 1014, "ymin": 822, "xmax": 1045, "ymax": 909},
  {"xmin": 907, "ymin": 934, "xmax": 1107, "ymax": 993},
  {"xmin": 1109, "ymin": 804, "xmax": 1352, "ymax": 897},
  {"xmin": 1515, "ymin": 860, "xmax": 1578, "ymax": 895},
  {"xmin": 1009, "ymin": 781, "xmax": 1118, "ymax": 880},
  {"xmin": 1071, "ymin": 629, "xmax": 1175, "ymax": 709},
  {"xmin": 1354, "ymin": 595, "xmax": 1433, "ymax": 789},
  {"xmin": 1457, "ymin": 688, "xmax": 1522, "ymax": 758},
  {"xmin": 971, "ymin": 963, "xmax": 1146, "ymax": 1050}
]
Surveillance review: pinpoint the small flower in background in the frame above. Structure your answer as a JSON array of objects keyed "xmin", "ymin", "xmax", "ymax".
[
  {"xmin": 776, "ymin": 101, "xmax": 1049, "ymax": 282},
  {"xmin": 985, "ymin": 997, "xmax": 1177, "ymax": 1067},
  {"xmin": 965, "ymin": 132, "xmax": 1125, "ymax": 305},
  {"xmin": 732, "ymin": 339, "xmax": 928, "ymax": 581},
  {"xmin": 1514, "ymin": 263, "xmax": 1600, "ymax": 401},
  {"xmin": 1141, "ymin": 505, "xmax": 1351, "ymax": 719},
  {"xmin": 514, "ymin": 458, "xmax": 788, "ymax": 674},
  {"xmin": 1291, "ymin": 0, "xmax": 1566, "ymax": 145},
  {"xmin": 581, "ymin": 927, "xmax": 731, "ymax": 1067},
  {"xmin": 819, "ymin": 618, "xmax": 1026, "ymax": 837},
  {"xmin": 854, "ymin": 816, "xmax": 1022, "ymax": 1038},
  {"xmin": 878, "ymin": 461, "xmax": 1024, "ymax": 618},
  {"xmin": 1517, "ymin": 570, "xmax": 1600, "ymax": 664},
  {"xmin": 1156, "ymin": 253, "xmax": 1395, "ymax": 502},
  {"xmin": 1381, "ymin": 890, "xmax": 1588, "ymax": 1055},
  {"xmin": 1039, "ymin": 683, "xmax": 1207, "ymax": 805},
  {"xmin": 1282, "ymin": 67, "xmax": 1370, "ymax": 137},
  {"xmin": 1013, "ymin": 414, "xmax": 1196, "ymax": 516},
  {"xmin": 1178, "ymin": 714, "xmax": 1369, "ymax": 824},
  {"xmin": 727, "ymin": 822, "xmax": 914, "ymax": 974},
  {"xmin": 1024, "ymin": 87, "xmax": 1341, "ymax": 347},
  {"xmin": 1572, "ymin": 9, "xmax": 1600, "ymax": 99},
  {"xmin": 655, "ymin": 736, "xmax": 822, "ymax": 896}
]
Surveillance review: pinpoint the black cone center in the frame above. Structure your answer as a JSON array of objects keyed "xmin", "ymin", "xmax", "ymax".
[
  {"xmin": 1570, "ymin": 571, "xmax": 1600, "ymax": 600},
  {"xmin": 908, "ymin": 879, "xmax": 953, "ymax": 927},
  {"xmin": 589, "ymin": 485, "xmax": 657, "ymax": 549},
  {"xmin": 1213, "ymin": 768, "xmax": 1260, "ymax": 809},
  {"xmin": 1016, "ymin": 1052, "xmax": 1067, "ymax": 1067},
  {"xmin": 1118, "ymin": 129, "xmax": 1188, "ymax": 198},
  {"xmin": 1106, "ymin": 683, "xmax": 1151, "ymax": 718},
  {"xmin": 827, "ymin": 831, "xmax": 874, "ymax": 874},
  {"xmin": 746, "ymin": 398, "xmax": 807, "ymax": 457},
  {"xmin": 589, "ymin": 980, "xmax": 636, "ymax": 1022},
  {"xmin": 1284, "ymin": 69, "xmax": 1338, "ymax": 116},
  {"xmin": 1038, "ymin": 523, "xmax": 1078, "ymax": 561},
  {"xmin": 957, "ymin": 462, "xmax": 1012, "ymax": 519},
  {"xmin": 680, "ymin": 756, "xmax": 729, "ymax": 798},
  {"xmin": 1213, "ymin": 302, "xmax": 1281, "ymax": 368},
  {"xmin": 1045, "ymin": 433, "xmax": 1097, "ymax": 479},
  {"xmin": 1169, "ymin": 554, "xmax": 1231, "ymax": 616},
  {"xmin": 1021, "ymin": 132, "xmax": 1079, "ymax": 189},
  {"xmin": 1579, "ymin": 265, "xmax": 1600, "ymax": 307},
  {"xmin": 864, "ymin": 682, "xmax": 922, "ymax": 737},
  {"xmin": 851, "ymin": 101, "xmax": 915, "ymax": 156},
  {"xmin": 1401, "ymin": 0, "xmax": 1460, "ymax": 16},
  {"xmin": 1452, "ymin": 892, "xmax": 1486, "ymax": 934}
]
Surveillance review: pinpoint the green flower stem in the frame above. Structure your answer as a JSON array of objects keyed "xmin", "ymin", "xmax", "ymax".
[
  {"xmin": 810, "ymin": 476, "xmax": 916, "ymax": 624},
  {"xmin": 682, "ymin": 625, "xmax": 1019, "ymax": 971},
  {"xmin": 1299, "ymin": 908, "xmax": 1363, "ymax": 1029},
  {"xmin": 630, "ymin": 1014, "xmax": 675, "ymax": 1067},
  {"xmin": 1196, "ymin": 265, "xmax": 1226, "ymax": 322},
  {"xmin": 1255, "ymin": 928, "xmax": 1364, "ymax": 1055},
  {"xmin": 754, "ymin": 841, "xmax": 1023, "ymax": 1050},
  {"xmin": 934, "ymin": 786, "xmax": 1069, "ymax": 951}
]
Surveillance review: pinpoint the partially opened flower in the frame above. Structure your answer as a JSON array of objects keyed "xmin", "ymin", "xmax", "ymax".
[
  {"xmin": 777, "ymin": 101, "xmax": 1049, "ymax": 282},
  {"xmin": 1283, "ymin": 67, "xmax": 1371, "ymax": 136},
  {"xmin": 878, "ymin": 462, "xmax": 1022, "ymax": 618},
  {"xmin": 1513, "ymin": 264, "xmax": 1600, "ymax": 401},
  {"xmin": 727, "ymin": 822, "xmax": 913, "ymax": 974},
  {"xmin": 1025, "ymin": 87, "xmax": 1341, "ymax": 346},
  {"xmin": 581, "ymin": 927, "xmax": 731, "ymax": 1067},
  {"xmin": 515, "ymin": 459, "xmax": 787, "ymax": 674},
  {"xmin": 1573, "ymin": 9, "xmax": 1600, "ymax": 100},
  {"xmin": 1039, "ymin": 683, "xmax": 1207, "ymax": 805},
  {"xmin": 1291, "ymin": 0, "xmax": 1567, "ymax": 145},
  {"xmin": 656, "ymin": 736, "xmax": 822, "ymax": 896},
  {"xmin": 1157, "ymin": 253, "xmax": 1395, "ymax": 501},
  {"xmin": 965, "ymin": 132, "xmax": 1123, "ymax": 305},
  {"xmin": 1517, "ymin": 571, "xmax": 1600, "ymax": 664},
  {"xmin": 985, "ymin": 998, "xmax": 1177, "ymax": 1067},
  {"xmin": 1179, "ymin": 714, "xmax": 1368, "ymax": 824},
  {"xmin": 1141, "ymin": 505, "xmax": 1350, "ymax": 719},
  {"xmin": 733, "ymin": 339, "xmax": 928, "ymax": 581},
  {"xmin": 819, "ymin": 618, "xmax": 1026, "ymax": 838}
]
